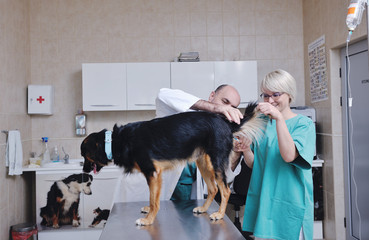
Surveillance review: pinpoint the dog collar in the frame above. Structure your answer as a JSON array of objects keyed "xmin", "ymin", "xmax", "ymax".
[{"xmin": 105, "ymin": 131, "xmax": 112, "ymax": 160}]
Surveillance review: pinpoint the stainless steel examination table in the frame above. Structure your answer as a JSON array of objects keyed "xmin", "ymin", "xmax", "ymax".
[{"xmin": 100, "ymin": 200, "xmax": 245, "ymax": 240}]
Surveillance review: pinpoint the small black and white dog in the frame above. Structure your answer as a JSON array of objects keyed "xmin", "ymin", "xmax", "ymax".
[
  {"xmin": 40, "ymin": 173, "xmax": 93, "ymax": 228},
  {"xmin": 89, "ymin": 207, "xmax": 110, "ymax": 227}
]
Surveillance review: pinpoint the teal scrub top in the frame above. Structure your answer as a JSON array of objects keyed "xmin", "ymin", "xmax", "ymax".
[
  {"xmin": 242, "ymin": 114, "xmax": 316, "ymax": 240},
  {"xmin": 170, "ymin": 162, "xmax": 197, "ymax": 201}
]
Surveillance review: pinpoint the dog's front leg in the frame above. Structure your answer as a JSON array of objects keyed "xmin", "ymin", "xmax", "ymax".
[
  {"xmin": 136, "ymin": 168, "xmax": 162, "ymax": 226},
  {"xmin": 52, "ymin": 211, "xmax": 60, "ymax": 228},
  {"xmin": 52, "ymin": 197, "xmax": 63, "ymax": 228},
  {"xmin": 72, "ymin": 202, "xmax": 80, "ymax": 227}
]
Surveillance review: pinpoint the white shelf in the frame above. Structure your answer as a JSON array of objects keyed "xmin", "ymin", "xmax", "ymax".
[
  {"xmin": 312, "ymin": 159, "xmax": 324, "ymax": 167},
  {"xmin": 313, "ymin": 220, "xmax": 323, "ymax": 239}
]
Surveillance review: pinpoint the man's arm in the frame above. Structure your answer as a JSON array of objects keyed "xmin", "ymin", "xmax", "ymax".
[
  {"xmin": 156, "ymin": 88, "xmax": 200, "ymax": 117},
  {"xmin": 191, "ymin": 100, "xmax": 243, "ymax": 124}
]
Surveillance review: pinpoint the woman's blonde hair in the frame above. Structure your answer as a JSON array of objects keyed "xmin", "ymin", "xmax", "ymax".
[{"xmin": 260, "ymin": 69, "xmax": 297, "ymax": 103}]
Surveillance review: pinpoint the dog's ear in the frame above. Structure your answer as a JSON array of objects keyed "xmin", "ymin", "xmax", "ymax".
[
  {"xmin": 113, "ymin": 124, "xmax": 118, "ymax": 131},
  {"xmin": 77, "ymin": 173, "xmax": 93, "ymax": 183},
  {"xmin": 64, "ymin": 174, "xmax": 77, "ymax": 184},
  {"xmin": 81, "ymin": 129, "xmax": 109, "ymax": 173},
  {"xmin": 113, "ymin": 124, "xmax": 122, "ymax": 134},
  {"xmin": 95, "ymin": 130, "xmax": 110, "ymax": 171}
]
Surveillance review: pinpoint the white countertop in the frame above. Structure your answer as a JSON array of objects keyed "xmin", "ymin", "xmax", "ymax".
[
  {"xmin": 22, "ymin": 159, "xmax": 119, "ymax": 172},
  {"xmin": 24, "ymin": 158, "xmax": 324, "ymax": 172}
]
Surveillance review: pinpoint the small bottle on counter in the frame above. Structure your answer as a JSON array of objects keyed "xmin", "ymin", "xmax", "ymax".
[
  {"xmin": 41, "ymin": 137, "xmax": 51, "ymax": 167},
  {"xmin": 51, "ymin": 146, "xmax": 60, "ymax": 162}
]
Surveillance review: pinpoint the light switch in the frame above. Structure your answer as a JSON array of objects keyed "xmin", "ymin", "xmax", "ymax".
[{"xmin": 28, "ymin": 85, "xmax": 54, "ymax": 115}]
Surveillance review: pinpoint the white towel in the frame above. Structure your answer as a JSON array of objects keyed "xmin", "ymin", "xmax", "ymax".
[{"xmin": 5, "ymin": 130, "xmax": 23, "ymax": 175}]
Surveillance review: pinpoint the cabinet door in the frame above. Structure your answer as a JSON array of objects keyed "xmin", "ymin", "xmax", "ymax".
[
  {"xmin": 214, "ymin": 61, "xmax": 258, "ymax": 108},
  {"xmin": 127, "ymin": 62, "xmax": 170, "ymax": 110},
  {"xmin": 82, "ymin": 169, "xmax": 121, "ymax": 228},
  {"xmin": 82, "ymin": 63, "xmax": 127, "ymax": 111},
  {"xmin": 171, "ymin": 62, "xmax": 215, "ymax": 100},
  {"xmin": 36, "ymin": 171, "xmax": 82, "ymax": 227}
]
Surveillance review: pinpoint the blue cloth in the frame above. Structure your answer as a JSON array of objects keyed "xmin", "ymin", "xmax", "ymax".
[{"xmin": 242, "ymin": 114, "xmax": 315, "ymax": 240}]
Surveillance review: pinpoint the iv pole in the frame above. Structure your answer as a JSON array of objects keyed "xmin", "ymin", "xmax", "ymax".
[{"xmin": 367, "ymin": 3, "xmax": 369, "ymax": 68}]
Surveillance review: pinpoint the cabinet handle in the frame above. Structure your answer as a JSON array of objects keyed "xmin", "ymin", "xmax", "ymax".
[
  {"xmin": 44, "ymin": 177, "xmax": 117, "ymax": 181},
  {"xmin": 90, "ymin": 104, "xmax": 118, "ymax": 107},
  {"xmin": 92, "ymin": 177, "xmax": 118, "ymax": 180},
  {"xmin": 134, "ymin": 104, "xmax": 155, "ymax": 106}
]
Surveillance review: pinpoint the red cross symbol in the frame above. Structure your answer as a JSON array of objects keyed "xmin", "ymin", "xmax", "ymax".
[{"xmin": 37, "ymin": 96, "xmax": 45, "ymax": 104}]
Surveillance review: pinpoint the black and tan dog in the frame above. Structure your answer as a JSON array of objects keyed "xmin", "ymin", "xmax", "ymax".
[
  {"xmin": 81, "ymin": 103, "xmax": 267, "ymax": 226},
  {"xmin": 40, "ymin": 173, "xmax": 93, "ymax": 228}
]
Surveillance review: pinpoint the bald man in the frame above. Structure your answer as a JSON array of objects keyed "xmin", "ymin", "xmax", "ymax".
[{"xmin": 155, "ymin": 85, "xmax": 244, "ymax": 200}]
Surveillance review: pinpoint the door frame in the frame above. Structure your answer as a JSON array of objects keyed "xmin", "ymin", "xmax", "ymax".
[{"xmin": 341, "ymin": 39, "xmax": 368, "ymax": 240}]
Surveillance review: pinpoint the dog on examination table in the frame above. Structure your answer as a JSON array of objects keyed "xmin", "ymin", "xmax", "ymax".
[
  {"xmin": 80, "ymin": 102, "xmax": 267, "ymax": 226},
  {"xmin": 40, "ymin": 173, "xmax": 93, "ymax": 228}
]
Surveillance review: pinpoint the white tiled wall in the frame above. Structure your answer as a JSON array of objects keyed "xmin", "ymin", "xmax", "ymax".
[{"xmin": 4, "ymin": 0, "xmax": 361, "ymax": 239}]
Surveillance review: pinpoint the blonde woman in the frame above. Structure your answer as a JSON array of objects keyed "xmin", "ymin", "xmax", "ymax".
[{"xmin": 240, "ymin": 69, "xmax": 316, "ymax": 240}]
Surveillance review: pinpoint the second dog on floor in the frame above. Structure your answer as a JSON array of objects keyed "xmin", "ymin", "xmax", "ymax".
[{"xmin": 40, "ymin": 173, "xmax": 93, "ymax": 228}]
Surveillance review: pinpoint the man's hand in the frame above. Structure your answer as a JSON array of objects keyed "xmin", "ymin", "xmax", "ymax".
[
  {"xmin": 192, "ymin": 100, "xmax": 243, "ymax": 124},
  {"xmin": 213, "ymin": 104, "xmax": 243, "ymax": 124}
]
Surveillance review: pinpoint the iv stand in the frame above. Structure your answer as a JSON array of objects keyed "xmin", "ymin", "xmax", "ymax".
[{"xmin": 367, "ymin": 3, "xmax": 369, "ymax": 69}]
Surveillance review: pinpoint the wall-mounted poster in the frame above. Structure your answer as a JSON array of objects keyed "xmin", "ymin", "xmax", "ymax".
[{"xmin": 308, "ymin": 35, "xmax": 328, "ymax": 103}]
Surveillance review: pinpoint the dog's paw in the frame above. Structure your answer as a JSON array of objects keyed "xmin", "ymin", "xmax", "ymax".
[
  {"xmin": 141, "ymin": 206, "xmax": 150, "ymax": 213},
  {"xmin": 89, "ymin": 224, "xmax": 95, "ymax": 228},
  {"xmin": 52, "ymin": 224, "xmax": 60, "ymax": 229},
  {"xmin": 135, "ymin": 218, "xmax": 153, "ymax": 226},
  {"xmin": 72, "ymin": 219, "xmax": 80, "ymax": 227},
  {"xmin": 209, "ymin": 212, "xmax": 224, "ymax": 221},
  {"xmin": 192, "ymin": 206, "xmax": 206, "ymax": 214}
]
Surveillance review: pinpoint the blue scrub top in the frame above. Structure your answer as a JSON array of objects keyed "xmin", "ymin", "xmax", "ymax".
[{"xmin": 243, "ymin": 114, "xmax": 316, "ymax": 240}]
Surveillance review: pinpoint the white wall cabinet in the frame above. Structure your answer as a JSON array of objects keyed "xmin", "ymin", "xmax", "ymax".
[
  {"xmin": 82, "ymin": 61, "xmax": 258, "ymax": 111},
  {"xmin": 170, "ymin": 62, "xmax": 215, "ymax": 100},
  {"xmin": 82, "ymin": 63, "xmax": 127, "ymax": 111},
  {"xmin": 127, "ymin": 62, "xmax": 170, "ymax": 110},
  {"xmin": 214, "ymin": 61, "xmax": 258, "ymax": 108},
  {"xmin": 170, "ymin": 61, "xmax": 258, "ymax": 107}
]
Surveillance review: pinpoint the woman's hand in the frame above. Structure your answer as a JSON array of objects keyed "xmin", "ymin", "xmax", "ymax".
[
  {"xmin": 233, "ymin": 135, "xmax": 254, "ymax": 168},
  {"xmin": 257, "ymin": 103, "xmax": 298, "ymax": 162},
  {"xmin": 233, "ymin": 135, "xmax": 252, "ymax": 152},
  {"xmin": 256, "ymin": 102, "xmax": 282, "ymax": 121}
]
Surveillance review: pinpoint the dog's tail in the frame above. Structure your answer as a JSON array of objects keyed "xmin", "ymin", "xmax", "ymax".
[{"xmin": 231, "ymin": 102, "xmax": 269, "ymax": 143}]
